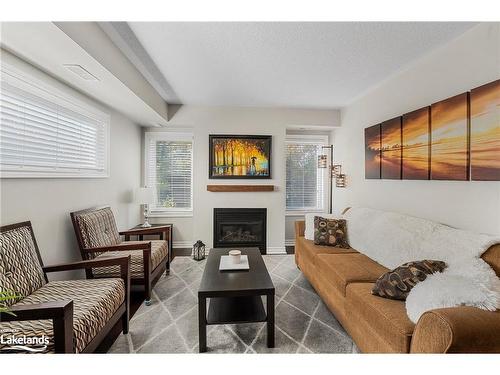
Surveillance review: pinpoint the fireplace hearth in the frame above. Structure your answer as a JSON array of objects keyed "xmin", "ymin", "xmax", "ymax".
[{"xmin": 213, "ymin": 208, "xmax": 267, "ymax": 254}]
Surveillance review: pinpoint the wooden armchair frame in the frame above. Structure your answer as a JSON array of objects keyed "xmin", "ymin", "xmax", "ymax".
[
  {"xmin": 0, "ymin": 221, "xmax": 131, "ymax": 353},
  {"xmin": 70, "ymin": 206, "xmax": 170, "ymax": 304}
]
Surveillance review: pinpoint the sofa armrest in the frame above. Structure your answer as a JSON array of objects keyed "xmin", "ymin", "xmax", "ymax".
[
  {"xmin": 83, "ymin": 242, "xmax": 151, "ymax": 254},
  {"xmin": 43, "ymin": 256, "xmax": 131, "ymax": 274},
  {"xmin": 2, "ymin": 300, "xmax": 73, "ymax": 321},
  {"xmin": 410, "ymin": 306, "xmax": 500, "ymax": 353},
  {"xmin": 295, "ymin": 220, "xmax": 305, "ymax": 238},
  {"xmin": 0, "ymin": 301, "xmax": 74, "ymax": 353}
]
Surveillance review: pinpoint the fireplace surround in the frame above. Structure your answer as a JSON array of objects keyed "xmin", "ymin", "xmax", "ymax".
[{"xmin": 213, "ymin": 208, "xmax": 267, "ymax": 254}]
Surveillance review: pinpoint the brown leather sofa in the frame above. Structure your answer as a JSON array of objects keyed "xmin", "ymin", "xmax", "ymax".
[{"xmin": 294, "ymin": 214, "xmax": 500, "ymax": 353}]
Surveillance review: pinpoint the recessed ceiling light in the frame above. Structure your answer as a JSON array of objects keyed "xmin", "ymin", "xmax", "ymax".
[{"xmin": 63, "ymin": 64, "xmax": 100, "ymax": 81}]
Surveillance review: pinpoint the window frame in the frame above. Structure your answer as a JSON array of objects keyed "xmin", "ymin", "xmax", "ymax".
[
  {"xmin": 144, "ymin": 131, "xmax": 194, "ymax": 218},
  {"xmin": 0, "ymin": 63, "xmax": 110, "ymax": 179},
  {"xmin": 285, "ymin": 134, "xmax": 329, "ymax": 215}
]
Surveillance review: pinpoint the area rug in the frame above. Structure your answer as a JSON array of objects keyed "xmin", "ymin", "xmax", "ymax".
[{"xmin": 109, "ymin": 254, "xmax": 358, "ymax": 353}]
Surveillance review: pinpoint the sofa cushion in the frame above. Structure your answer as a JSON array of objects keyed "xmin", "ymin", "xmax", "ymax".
[
  {"xmin": 316, "ymin": 253, "xmax": 388, "ymax": 296},
  {"xmin": 0, "ymin": 225, "xmax": 46, "ymax": 306},
  {"xmin": 372, "ymin": 259, "xmax": 447, "ymax": 300},
  {"xmin": 346, "ymin": 283, "xmax": 415, "ymax": 352},
  {"xmin": 93, "ymin": 240, "xmax": 168, "ymax": 278},
  {"xmin": 0, "ymin": 278, "xmax": 125, "ymax": 353},
  {"xmin": 313, "ymin": 216, "xmax": 350, "ymax": 248},
  {"xmin": 76, "ymin": 207, "xmax": 121, "ymax": 257},
  {"xmin": 305, "ymin": 213, "xmax": 337, "ymax": 240}
]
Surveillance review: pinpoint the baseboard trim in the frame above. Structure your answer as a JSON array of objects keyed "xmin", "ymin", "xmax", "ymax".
[
  {"xmin": 173, "ymin": 241, "xmax": 193, "ymax": 249},
  {"xmin": 173, "ymin": 242, "xmax": 289, "ymax": 254},
  {"xmin": 267, "ymin": 246, "xmax": 287, "ymax": 255}
]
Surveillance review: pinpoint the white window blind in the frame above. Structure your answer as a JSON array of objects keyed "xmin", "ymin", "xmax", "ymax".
[
  {"xmin": 286, "ymin": 136, "xmax": 327, "ymax": 212},
  {"xmin": 145, "ymin": 132, "xmax": 193, "ymax": 214},
  {"xmin": 0, "ymin": 66, "xmax": 109, "ymax": 178}
]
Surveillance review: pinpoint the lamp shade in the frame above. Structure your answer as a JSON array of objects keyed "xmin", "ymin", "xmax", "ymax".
[
  {"xmin": 336, "ymin": 174, "xmax": 347, "ymax": 188},
  {"xmin": 318, "ymin": 154, "xmax": 328, "ymax": 168},
  {"xmin": 135, "ymin": 187, "xmax": 155, "ymax": 204}
]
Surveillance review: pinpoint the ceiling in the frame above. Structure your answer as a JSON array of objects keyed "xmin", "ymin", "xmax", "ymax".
[
  {"xmin": 127, "ymin": 22, "xmax": 476, "ymax": 108},
  {"xmin": 1, "ymin": 22, "xmax": 169, "ymax": 126}
]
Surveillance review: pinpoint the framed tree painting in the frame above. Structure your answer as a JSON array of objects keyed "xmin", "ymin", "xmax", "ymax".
[
  {"xmin": 470, "ymin": 80, "xmax": 500, "ymax": 181},
  {"xmin": 402, "ymin": 107, "xmax": 430, "ymax": 180},
  {"xmin": 381, "ymin": 117, "xmax": 402, "ymax": 179},
  {"xmin": 430, "ymin": 93, "xmax": 469, "ymax": 180},
  {"xmin": 209, "ymin": 135, "xmax": 272, "ymax": 178},
  {"xmin": 365, "ymin": 124, "xmax": 381, "ymax": 179}
]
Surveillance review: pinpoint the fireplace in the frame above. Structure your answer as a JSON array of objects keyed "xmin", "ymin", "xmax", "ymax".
[{"xmin": 213, "ymin": 208, "xmax": 267, "ymax": 254}]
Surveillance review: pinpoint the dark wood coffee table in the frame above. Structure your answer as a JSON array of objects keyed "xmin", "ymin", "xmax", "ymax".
[{"xmin": 198, "ymin": 248, "xmax": 275, "ymax": 352}]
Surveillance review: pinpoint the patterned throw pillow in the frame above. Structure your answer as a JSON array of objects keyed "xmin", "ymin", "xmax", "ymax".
[
  {"xmin": 372, "ymin": 260, "xmax": 447, "ymax": 300},
  {"xmin": 313, "ymin": 216, "xmax": 350, "ymax": 248}
]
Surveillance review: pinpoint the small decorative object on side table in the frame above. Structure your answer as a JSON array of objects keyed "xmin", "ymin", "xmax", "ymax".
[
  {"xmin": 135, "ymin": 187, "xmax": 155, "ymax": 228},
  {"xmin": 193, "ymin": 240, "xmax": 206, "ymax": 261},
  {"xmin": 124, "ymin": 224, "xmax": 173, "ymax": 266}
]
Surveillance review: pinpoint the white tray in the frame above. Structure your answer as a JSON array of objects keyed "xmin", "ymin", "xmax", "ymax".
[{"xmin": 219, "ymin": 255, "xmax": 249, "ymax": 271}]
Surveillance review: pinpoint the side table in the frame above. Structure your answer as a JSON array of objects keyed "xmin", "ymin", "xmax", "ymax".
[{"xmin": 123, "ymin": 224, "xmax": 174, "ymax": 266}]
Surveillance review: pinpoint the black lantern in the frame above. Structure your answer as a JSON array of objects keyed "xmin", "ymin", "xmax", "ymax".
[{"xmin": 193, "ymin": 240, "xmax": 206, "ymax": 261}]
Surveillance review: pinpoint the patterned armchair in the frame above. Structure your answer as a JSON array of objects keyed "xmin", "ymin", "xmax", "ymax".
[
  {"xmin": 0, "ymin": 221, "xmax": 130, "ymax": 353},
  {"xmin": 70, "ymin": 206, "xmax": 169, "ymax": 305}
]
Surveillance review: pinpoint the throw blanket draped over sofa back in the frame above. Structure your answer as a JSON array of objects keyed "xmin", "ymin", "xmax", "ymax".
[{"xmin": 342, "ymin": 207, "xmax": 500, "ymax": 322}]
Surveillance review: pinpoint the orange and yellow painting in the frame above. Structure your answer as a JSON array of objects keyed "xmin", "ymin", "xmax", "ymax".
[
  {"xmin": 365, "ymin": 124, "xmax": 381, "ymax": 179},
  {"xmin": 381, "ymin": 117, "xmax": 402, "ymax": 179},
  {"xmin": 210, "ymin": 135, "xmax": 271, "ymax": 178},
  {"xmin": 470, "ymin": 80, "xmax": 500, "ymax": 181},
  {"xmin": 430, "ymin": 93, "xmax": 469, "ymax": 180},
  {"xmin": 402, "ymin": 107, "xmax": 430, "ymax": 180}
]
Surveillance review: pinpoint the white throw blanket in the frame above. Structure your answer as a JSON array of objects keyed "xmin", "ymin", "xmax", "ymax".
[{"xmin": 343, "ymin": 207, "xmax": 500, "ymax": 323}]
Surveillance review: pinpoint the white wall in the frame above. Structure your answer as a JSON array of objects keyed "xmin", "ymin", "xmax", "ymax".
[
  {"xmin": 0, "ymin": 51, "xmax": 143, "ymax": 273},
  {"xmin": 333, "ymin": 23, "xmax": 500, "ymax": 235},
  {"xmin": 146, "ymin": 106, "xmax": 339, "ymax": 252}
]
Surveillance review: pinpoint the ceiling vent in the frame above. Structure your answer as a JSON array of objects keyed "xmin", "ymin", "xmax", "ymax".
[{"xmin": 63, "ymin": 64, "xmax": 100, "ymax": 81}]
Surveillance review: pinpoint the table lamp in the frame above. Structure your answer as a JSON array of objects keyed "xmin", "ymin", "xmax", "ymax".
[{"xmin": 136, "ymin": 187, "xmax": 154, "ymax": 228}]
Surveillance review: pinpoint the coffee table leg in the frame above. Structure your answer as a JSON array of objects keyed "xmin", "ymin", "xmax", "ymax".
[
  {"xmin": 267, "ymin": 292, "xmax": 275, "ymax": 348},
  {"xmin": 198, "ymin": 295, "xmax": 207, "ymax": 353}
]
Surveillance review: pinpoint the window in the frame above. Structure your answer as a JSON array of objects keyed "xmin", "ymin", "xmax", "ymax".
[
  {"xmin": 285, "ymin": 135, "xmax": 328, "ymax": 213},
  {"xmin": 145, "ymin": 132, "xmax": 193, "ymax": 216},
  {"xmin": 0, "ymin": 64, "xmax": 109, "ymax": 178}
]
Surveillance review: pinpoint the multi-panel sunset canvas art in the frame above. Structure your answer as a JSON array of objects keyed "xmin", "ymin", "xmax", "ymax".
[
  {"xmin": 402, "ymin": 107, "xmax": 430, "ymax": 180},
  {"xmin": 381, "ymin": 117, "xmax": 402, "ymax": 179},
  {"xmin": 430, "ymin": 93, "xmax": 469, "ymax": 180},
  {"xmin": 364, "ymin": 124, "xmax": 381, "ymax": 179},
  {"xmin": 470, "ymin": 80, "xmax": 500, "ymax": 181},
  {"xmin": 364, "ymin": 79, "xmax": 498, "ymax": 182}
]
